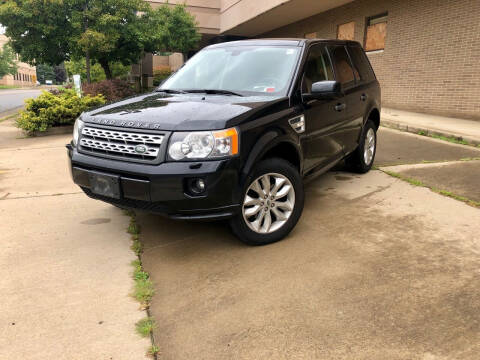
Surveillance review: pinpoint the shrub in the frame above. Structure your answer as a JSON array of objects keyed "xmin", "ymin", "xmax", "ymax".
[
  {"xmin": 153, "ymin": 67, "xmax": 172, "ymax": 87},
  {"xmin": 82, "ymin": 79, "xmax": 136, "ymax": 102},
  {"xmin": 17, "ymin": 89, "xmax": 105, "ymax": 134}
]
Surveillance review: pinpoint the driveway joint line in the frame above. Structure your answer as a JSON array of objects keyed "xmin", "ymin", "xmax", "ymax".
[{"xmin": 0, "ymin": 192, "xmax": 82, "ymax": 201}]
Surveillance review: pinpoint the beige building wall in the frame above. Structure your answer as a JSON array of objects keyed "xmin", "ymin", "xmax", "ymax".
[
  {"xmin": 146, "ymin": 0, "xmax": 220, "ymax": 35},
  {"xmin": 0, "ymin": 34, "xmax": 36, "ymax": 86},
  {"xmin": 262, "ymin": 0, "xmax": 480, "ymax": 120}
]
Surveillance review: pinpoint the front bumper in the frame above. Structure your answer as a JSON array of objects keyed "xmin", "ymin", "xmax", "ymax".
[{"xmin": 68, "ymin": 144, "xmax": 242, "ymax": 220}]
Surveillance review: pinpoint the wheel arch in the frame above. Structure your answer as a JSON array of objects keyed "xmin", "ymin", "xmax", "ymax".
[
  {"xmin": 242, "ymin": 131, "xmax": 302, "ymax": 179},
  {"xmin": 367, "ymin": 108, "xmax": 380, "ymax": 129}
]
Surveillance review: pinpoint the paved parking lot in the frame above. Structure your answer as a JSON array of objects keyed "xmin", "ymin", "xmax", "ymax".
[{"xmin": 138, "ymin": 128, "xmax": 480, "ymax": 360}]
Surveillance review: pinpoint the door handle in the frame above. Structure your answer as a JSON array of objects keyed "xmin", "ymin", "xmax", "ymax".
[
  {"xmin": 335, "ymin": 103, "xmax": 346, "ymax": 112},
  {"xmin": 360, "ymin": 94, "xmax": 368, "ymax": 102}
]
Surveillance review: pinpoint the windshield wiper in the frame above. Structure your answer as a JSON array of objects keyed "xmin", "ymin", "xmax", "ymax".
[
  {"xmin": 155, "ymin": 89, "xmax": 187, "ymax": 94},
  {"xmin": 183, "ymin": 89, "xmax": 244, "ymax": 97}
]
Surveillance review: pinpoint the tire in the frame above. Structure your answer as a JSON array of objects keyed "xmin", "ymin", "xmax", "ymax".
[
  {"xmin": 230, "ymin": 158, "xmax": 305, "ymax": 246},
  {"xmin": 346, "ymin": 119, "xmax": 377, "ymax": 173}
]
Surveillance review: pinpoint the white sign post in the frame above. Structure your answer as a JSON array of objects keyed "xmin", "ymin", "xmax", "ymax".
[{"xmin": 73, "ymin": 74, "xmax": 82, "ymax": 97}]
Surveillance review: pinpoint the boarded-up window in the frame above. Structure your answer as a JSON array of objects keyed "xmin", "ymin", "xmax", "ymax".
[
  {"xmin": 305, "ymin": 32, "xmax": 317, "ymax": 39},
  {"xmin": 365, "ymin": 14, "xmax": 387, "ymax": 51},
  {"xmin": 337, "ymin": 22, "xmax": 355, "ymax": 41}
]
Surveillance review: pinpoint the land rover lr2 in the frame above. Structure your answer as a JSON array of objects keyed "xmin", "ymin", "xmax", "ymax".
[{"xmin": 68, "ymin": 39, "xmax": 381, "ymax": 245}]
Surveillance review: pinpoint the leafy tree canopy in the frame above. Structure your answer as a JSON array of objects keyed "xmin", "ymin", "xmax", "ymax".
[
  {"xmin": 0, "ymin": 0, "xmax": 200, "ymax": 79},
  {"xmin": 0, "ymin": 44, "xmax": 17, "ymax": 78},
  {"xmin": 65, "ymin": 58, "xmax": 130, "ymax": 83}
]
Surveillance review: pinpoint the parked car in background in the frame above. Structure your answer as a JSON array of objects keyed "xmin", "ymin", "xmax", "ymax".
[{"xmin": 68, "ymin": 39, "xmax": 381, "ymax": 245}]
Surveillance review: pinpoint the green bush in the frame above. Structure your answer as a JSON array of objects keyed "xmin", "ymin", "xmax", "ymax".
[
  {"xmin": 153, "ymin": 67, "xmax": 172, "ymax": 87},
  {"xmin": 17, "ymin": 89, "xmax": 105, "ymax": 134}
]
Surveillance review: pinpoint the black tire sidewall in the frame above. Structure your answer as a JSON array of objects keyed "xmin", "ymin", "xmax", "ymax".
[
  {"xmin": 230, "ymin": 158, "xmax": 305, "ymax": 245},
  {"xmin": 352, "ymin": 120, "xmax": 377, "ymax": 173}
]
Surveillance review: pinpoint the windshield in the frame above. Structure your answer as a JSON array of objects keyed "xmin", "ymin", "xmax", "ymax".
[{"xmin": 160, "ymin": 46, "xmax": 301, "ymax": 96}]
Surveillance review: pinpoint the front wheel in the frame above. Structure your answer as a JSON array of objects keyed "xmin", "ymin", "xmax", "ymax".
[{"xmin": 230, "ymin": 158, "xmax": 304, "ymax": 246}]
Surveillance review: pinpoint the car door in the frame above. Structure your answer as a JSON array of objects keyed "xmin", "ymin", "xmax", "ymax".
[
  {"xmin": 300, "ymin": 44, "xmax": 348, "ymax": 172},
  {"xmin": 327, "ymin": 45, "xmax": 363, "ymax": 154},
  {"xmin": 346, "ymin": 44, "xmax": 378, "ymax": 151}
]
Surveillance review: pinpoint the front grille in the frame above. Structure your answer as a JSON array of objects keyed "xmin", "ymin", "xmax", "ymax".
[{"xmin": 79, "ymin": 126, "xmax": 165, "ymax": 162}]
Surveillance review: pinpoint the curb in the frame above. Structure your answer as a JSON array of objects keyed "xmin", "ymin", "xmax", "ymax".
[{"xmin": 381, "ymin": 119, "xmax": 480, "ymax": 147}]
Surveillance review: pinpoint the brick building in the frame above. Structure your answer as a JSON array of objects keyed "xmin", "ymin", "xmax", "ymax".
[
  {"xmin": 0, "ymin": 34, "xmax": 36, "ymax": 87},
  {"xmin": 146, "ymin": 0, "xmax": 480, "ymax": 120}
]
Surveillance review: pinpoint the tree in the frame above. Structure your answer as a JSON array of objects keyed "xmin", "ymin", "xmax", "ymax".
[
  {"xmin": 0, "ymin": 44, "xmax": 17, "ymax": 78},
  {"xmin": 146, "ymin": 4, "xmax": 201, "ymax": 57},
  {"xmin": 36, "ymin": 64, "xmax": 55, "ymax": 84},
  {"xmin": 0, "ymin": 0, "xmax": 200, "ymax": 80},
  {"xmin": 54, "ymin": 64, "xmax": 67, "ymax": 84},
  {"xmin": 65, "ymin": 58, "xmax": 130, "ymax": 83}
]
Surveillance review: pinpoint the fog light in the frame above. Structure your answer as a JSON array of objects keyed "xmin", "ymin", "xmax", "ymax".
[
  {"xmin": 196, "ymin": 179, "xmax": 205, "ymax": 192},
  {"xmin": 188, "ymin": 178, "xmax": 206, "ymax": 195}
]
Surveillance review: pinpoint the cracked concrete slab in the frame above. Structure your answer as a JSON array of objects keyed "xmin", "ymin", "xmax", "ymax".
[
  {"xmin": 375, "ymin": 128, "xmax": 480, "ymax": 166},
  {"xmin": 382, "ymin": 160, "xmax": 480, "ymax": 203},
  {"xmin": 138, "ymin": 170, "xmax": 480, "ymax": 360}
]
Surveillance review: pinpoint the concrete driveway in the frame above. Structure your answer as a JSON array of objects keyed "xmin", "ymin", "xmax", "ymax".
[
  {"xmin": 137, "ymin": 128, "xmax": 480, "ymax": 359},
  {"xmin": 0, "ymin": 119, "xmax": 150, "ymax": 359}
]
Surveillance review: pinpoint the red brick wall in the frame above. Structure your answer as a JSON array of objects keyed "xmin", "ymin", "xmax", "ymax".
[{"xmin": 262, "ymin": 0, "xmax": 480, "ymax": 120}]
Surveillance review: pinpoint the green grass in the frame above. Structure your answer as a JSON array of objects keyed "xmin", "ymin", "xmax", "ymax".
[
  {"xmin": 417, "ymin": 130, "xmax": 472, "ymax": 146},
  {"xmin": 136, "ymin": 317, "xmax": 157, "ymax": 337},
  {"xmin": 382, "ymin": 170, "xmax": 480, "ymax": 208},
  {"xmin": 124, "ymin": 210, "xmax": 159, "ymax": 356},
  {"xmin": 0, "ymin": 112, "xmax": 19, "ymax": 123},
  {"xmin": 148, "ymin": 345, "xmax": 160, "ymax": 357},
  {"xmin": 0, "ymin": 85, "xmax": 20, "ymax": 90}
]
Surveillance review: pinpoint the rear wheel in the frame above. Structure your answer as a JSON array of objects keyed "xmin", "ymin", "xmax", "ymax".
[
  {"xmin": 346, "ymin": 119, "xmax": 377, "ymax": 173},
  {"xmin": 230, "ymin": 158, "xmax": 304, "ymax": 246}
]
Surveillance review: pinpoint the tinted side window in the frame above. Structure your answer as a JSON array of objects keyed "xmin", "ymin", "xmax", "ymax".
[
  {"xmin": 329, "ymin": 45, "xmax": 356, "ymax": 87},
  {"xmin": 301, "ymin": 45, "xmax": 334, "ymax": 93},
  {"xmin": 348, "ymin": 45, "xmax": 376, "ymax": 82}
]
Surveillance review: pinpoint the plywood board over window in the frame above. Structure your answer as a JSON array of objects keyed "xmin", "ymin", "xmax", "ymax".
[
  {"xmin": 305, "ymin": 32, "xmax": 317, "ymax": 39},
  {"xmin": 365, "ymin": 14, "xmax": 387, "ymax": 52},
  {"xmin": 337, "ymin": 22, "xmax": 355, "ymax": 41}
]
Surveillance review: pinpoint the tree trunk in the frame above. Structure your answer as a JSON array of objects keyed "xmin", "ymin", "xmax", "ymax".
[
  {"xmin": 83, "ymin": 0, "xmax": 91, "ymax": 83},
  {"xmin": 100, "ymin": 60, "xmax": 113, "ymax": 79},
  {"xmin": 85, "ymin": 51, "xmax": 91, "ymax": 83}
]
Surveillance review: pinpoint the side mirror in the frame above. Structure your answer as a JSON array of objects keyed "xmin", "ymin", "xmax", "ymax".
[{"xmin": 303, "ymin": 81, "xmax": 343, "ymax": 101}]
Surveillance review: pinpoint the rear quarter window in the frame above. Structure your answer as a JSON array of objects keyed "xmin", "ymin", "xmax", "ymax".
[{"xmin": 347, "ymin": 45, "xmax": 376, "ymax": 83}]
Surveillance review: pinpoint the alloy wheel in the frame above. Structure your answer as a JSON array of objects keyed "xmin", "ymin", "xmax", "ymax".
[
  {"xmin": 242, "ymin": 173, "xmax": 295, "ymax": 234},
  {"xmin": 364, "ymin": 128, "xmax": 376, "ymax": 165}
]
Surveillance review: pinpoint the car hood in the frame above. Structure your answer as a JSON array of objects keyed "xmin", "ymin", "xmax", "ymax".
[{"xmin": 82, "ymin": 92, "xmax": 289, "ymax": 131}]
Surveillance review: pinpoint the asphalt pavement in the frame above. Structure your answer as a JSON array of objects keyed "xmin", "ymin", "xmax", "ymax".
[{"xmin": 0, "ymin": 89, "xmax": 42, "ymax": 113}]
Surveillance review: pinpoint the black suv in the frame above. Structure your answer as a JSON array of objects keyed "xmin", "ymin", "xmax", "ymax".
[{"xmin": 68, "ymin": 39, "xmax": 381, "ymax": 245}]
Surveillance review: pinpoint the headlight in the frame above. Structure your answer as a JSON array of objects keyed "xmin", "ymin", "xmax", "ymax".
[
  {"xmin": 168, "ymin": 128, "xmax": 239, "ymax": 161},
  {"xmin": 73, "ymin": 118, "xmax": 85, "ymax": 146}
]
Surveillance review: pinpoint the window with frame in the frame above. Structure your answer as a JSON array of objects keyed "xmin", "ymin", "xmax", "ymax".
[
  {"xmin": 348, "ymin": 45, "xmax": 376, "ymax": 82},
  {"xmin": 301, "ymin": 45, "xmax": 334, "ymax": 93},
  {"xmin": 329, "ymin": 46, "xmax": 355, "ymax": 87},
  {"xmin": 364, "ymin": 13, "xmax": 387, "ymax": 52}
]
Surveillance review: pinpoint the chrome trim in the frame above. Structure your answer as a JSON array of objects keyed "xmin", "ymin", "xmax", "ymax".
[
  {"xmin": 80, "ymin": 138, "xmax": 160, "ymax": 158},
  {"xmin": 79, "ymin": 125, "xmax": 165, "ymax": 162},
  {"xmin": 289, "ymin": 115, "xmax": 305, "ymax": 133},
  {"xmin": 82, "ymin": 127, "xmax": 163, "ymax": 144}
]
